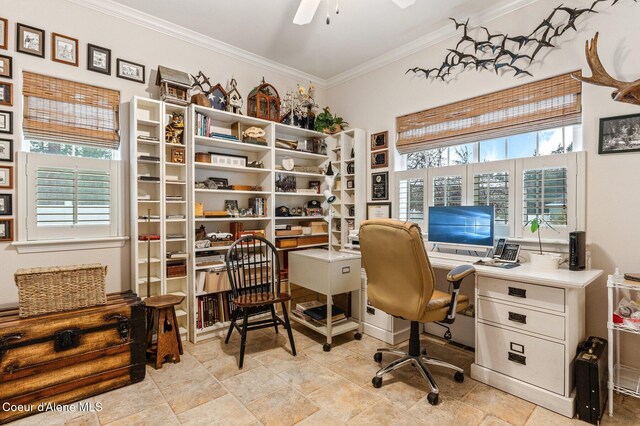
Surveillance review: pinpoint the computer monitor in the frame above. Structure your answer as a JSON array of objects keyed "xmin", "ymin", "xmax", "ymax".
[{"xmin": 427, "ymin": 206, "xmax": 495, "ymax": 248}]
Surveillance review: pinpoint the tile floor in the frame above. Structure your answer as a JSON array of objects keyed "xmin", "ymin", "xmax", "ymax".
[{"xmin": 12, "ymin": 324, "xmax": 640, "ymax": 425}]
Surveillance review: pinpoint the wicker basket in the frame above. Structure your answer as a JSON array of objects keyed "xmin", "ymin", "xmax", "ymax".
[{"xmin": 14, "ymin": 264, "xmax": 107, "ymax": 318}]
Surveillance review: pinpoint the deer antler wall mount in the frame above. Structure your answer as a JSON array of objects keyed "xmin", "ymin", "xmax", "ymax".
[{"xmin": 572, "ymin": 32, "xmax": 640, "ymax": 105}]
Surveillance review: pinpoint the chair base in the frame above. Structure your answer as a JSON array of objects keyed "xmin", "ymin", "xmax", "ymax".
[{"xmin": 371, "ymin": 321, "xmax": 464, "ymax": 405}]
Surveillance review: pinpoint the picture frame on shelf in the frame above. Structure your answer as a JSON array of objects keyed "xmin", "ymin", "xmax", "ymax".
[
  {"xmin": 170, "ymin": 147, "xmax": 185, "ymax": 164},
  {"xmin": 87, "ymin": 44, "xmax": 111, "ymax": 75},
  {"xmin": 52, "ymin": 33, "xmax": 78, "ymax": 66},
  {"xmin": 116, "ymin": 58, "xmax": 145, "ymax": 83},
  {"xmin": 371, "ymin": 171, "xmax": 388, "ymax": 201},
  {"xmin": 348, "ymin": 206, "xmax": 355, "ymax": 217},
  {"xmin": 371, "ymin": 150, "xmax": 388, "ymax": 169},
  {"xmin": 0, "ymin": 54, "xmax": 12, "ymax": 79},
  {"xmin": 0, "ymin": 218, "xmax": 13, "ymax": 241},
  {"xmin": 347, "ymin": 162, "xmax": 355, "ymax": 174},
  {"xmin": 0, "ymin": 139, "xmax": 12, "ymax": 162},
  {"xmin": 0, "ymin": 110, "xmax": 11, "ymax": 134},
  {"xmin": 0, "ymin": 17, "xmax": 7, "ymax": 50},
  {"xmin": 346, "ymin": 179, "xmax": 354, "ymax": 189},
  {"xmin": 308, "ymin": 180, "xmax": 321, "ymax": 194},
  {"xmin": 224, "ymin": 200, "xmax": 239, "ymax": 215},
  {"xmin": 0, "ymin": 165, "xmax": 12, "ymax": 189},
  {"xmin": 371, "ymin": 131, "xmax": 388, "ymax": 151},
  {"xmin": 367, "ymin": 202, "xmax": 392, "ymax": 219},
  {"xmin": 209, "ymin": 152, "xmax": 247, "ymax": 168},
  {"xmin": 16, "ymin": 23, "xmax": 45, "ymax": 58},
  {"xmin": 0, "ymin": 82, "xmax": 12, "ymax": 106},
  {"xmin": 0, "ymin": 194, "xmax": 11, "ymax": 215},
  {"xmin": 598, "ymin": 113, "xmax": 640, "ymax": 155}
]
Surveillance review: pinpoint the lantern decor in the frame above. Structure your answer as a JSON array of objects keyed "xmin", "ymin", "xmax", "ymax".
[
  {"xmin": 247, "ymin": 78, "xmax": 280, "ymax": 122},
  {"xmin": 156, "ymin": 65, "xmax": 192, "ymax": 106},
  {"xmin": 226, "ymin": 78, "xmax": 243, "ymax": 114}
]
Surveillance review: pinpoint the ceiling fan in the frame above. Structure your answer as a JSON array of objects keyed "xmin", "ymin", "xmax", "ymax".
[{"xmin": 293, "ymin": 0, "xmax": 416, "ymax": 25}]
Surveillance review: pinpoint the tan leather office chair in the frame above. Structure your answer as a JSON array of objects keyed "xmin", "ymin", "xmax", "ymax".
[{"xmin": 359, "ymin": 219, "xmax": 475, "ymax": 405}]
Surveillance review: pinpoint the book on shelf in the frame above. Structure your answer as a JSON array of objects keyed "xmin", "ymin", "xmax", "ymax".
[
  {"xmin": 247, "ymin": 197, "xmax": 266, "ymax": 217},
  {"xmin": 138, "ymin": 155, "xmax": 160, "ymax": 162},
  {"xmin": 303, "ymin": 304, "xmax": 347, "ymax": 325},
  {"xmin": 138, "ymin": 176, "xmax": 160, "ymax": 182},
  {"xmin": 166, "ymin": 195, "xmax": 184, "ymax": 201},
  {"xmin": 296, "ymin": 300, "xmax": 324, "ymax": 312}
]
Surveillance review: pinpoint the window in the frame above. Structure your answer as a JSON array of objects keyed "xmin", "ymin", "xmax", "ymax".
[
  {"xmin": 522, "ymin": 167, "xmax": 568, "ymax": 227},
  {"xmin": 399, "ymin": 178, "xmax": 424, "ymax": 223},
  {"xmin": 474, "ymin": 172, "xmax": 509, "ymax": 224},
  {"xmin": 433, "ymin": 176, "xmax": 462, "ymax": 207},
  {"xmin": 27, "ymin": 141, "xmax": 114, "ymax": 160},
  {"xmin": 24, "ymin": 153, "xmax": 119, "ymax": 241}
]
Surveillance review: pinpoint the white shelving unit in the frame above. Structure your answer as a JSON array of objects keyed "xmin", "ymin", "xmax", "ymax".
[
  {"xmin": 607, "ymin": 277, "xmax": 640, "ymax": 415},
  {"xmin": 130, "ymin": 97, "xmax": 189, "ymax": 340}
]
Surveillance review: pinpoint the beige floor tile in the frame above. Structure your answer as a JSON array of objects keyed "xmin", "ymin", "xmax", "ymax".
[
  {"xmin": 524, "ymin": 407, "xmax": 577, "ymax": 425},
  {"xmin": 222, "ymin": 366, "xmax": 288, "ymax": 404},
  {"xmin": 480, "ymin": 414, "xmax": 515, "ymax": 425},
  {"xmin": 347, "ymin": 400, "xmax": 426, "ymax": 425},
  {"xmin": 295, "ymin": 409, "xmax": 347, "ymax": 425},
  {"xmin": 307, "ymin": 378, "xmax": 380, "ymax": 422},
  {"xmin": 254, "ymin": 346, "xmax": 308, "ymax": 374},
  {"xmin": 157, "ymin": 372, "xmax": 227, "ymax": 414},
  {"xmin": 9, "ymin": 397, "xmax": 102, "ymax": 426},
  {"xmin": 369, "ymin": 367, "xmax": 431, "ymax": 409},
  {"xmin": 202, "ymin": 346, "xmax": 261, "ymax": 381},
  {"xmin": 177, "ymin": 393, "xmax": 259, "ymax": 426},
  {"xmin": 302, "ymin": 343, "xmax": 353, "ymax": 366},
  {"xmin": 186, "ymin": 337, "xmax": 237, "ymax": 363},
  {"xmin": 246, "ymin": 386, "xmax": 319, "ymax": 425},
  {"xmin": 329, "ymin": 353, "xmax": 381, "ymax": 386},
  {"xmin": 462, "ymin": 384, "xmax": 536, "ymax": 426},
  {"xmin": 341, "ymin": 334, "xmax": 391, "ymax": 358},
  {"xmin": 146, "ymin": 352, "xmax": 202, "ymax": 388},
  {"xmin": 104, "ymin": 402, "xmax": 179, "ymax": 425},
  {"xmin": 409, "ymin": 395, "xmax": 486, "ymax": 426},
  {"xmin": 95, "ymin": 378, "xmax": 165, "ymax": 424},
  {"xmin": 278, "ymin": 360, "xmax": 341, "ymax": 395},
  {"xmin": 600, "ymin": 394, "xmax": 640, "ymax": 426}
]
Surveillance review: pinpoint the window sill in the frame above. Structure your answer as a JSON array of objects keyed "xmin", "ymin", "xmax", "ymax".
[{"xmin": 13, "ymin": 236, "xmax": 129, "ymax": 254}]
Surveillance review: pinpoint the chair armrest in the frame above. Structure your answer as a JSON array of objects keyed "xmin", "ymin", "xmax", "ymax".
[{"xmin": 441, "ymin": 265, "xmax": 475, "ymax": 324}]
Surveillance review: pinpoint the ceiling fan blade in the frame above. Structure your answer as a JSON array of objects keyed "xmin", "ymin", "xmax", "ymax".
[
  {"xmin": 391, "ymin": 0, "xmax": 416, "ymax": 8},
  {"xmin": 293, "ymin": 0, "xmax": 322, "ymax": 25}
]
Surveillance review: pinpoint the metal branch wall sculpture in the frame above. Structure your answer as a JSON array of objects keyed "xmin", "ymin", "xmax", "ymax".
[{"xmin": 407, "ymin": 0, "xmax": 637, "ymax": 81}]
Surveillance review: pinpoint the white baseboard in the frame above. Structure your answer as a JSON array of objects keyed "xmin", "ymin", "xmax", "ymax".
[{"xmin": 363, "ymin": 323, "xmax": 410, "ymax": 345}]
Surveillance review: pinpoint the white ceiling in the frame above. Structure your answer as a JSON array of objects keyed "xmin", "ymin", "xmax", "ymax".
[{"xmin": 109, "ymin": 0, "xmax": 533, "ymax": 81}]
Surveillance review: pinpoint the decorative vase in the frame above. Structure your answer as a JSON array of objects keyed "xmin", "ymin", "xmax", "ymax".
[
  {"xmin": 528, "ymin": 252, "xmax": 561, "ymax": 269},
  {"xmin": 306, "ymin": 112, "xmax": 315, "ymax": 130}
]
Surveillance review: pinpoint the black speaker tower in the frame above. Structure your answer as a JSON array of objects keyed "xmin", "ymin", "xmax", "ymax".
[{"xmin": 569, "ymin": 231, "xmax": 586, "ymax": 271}]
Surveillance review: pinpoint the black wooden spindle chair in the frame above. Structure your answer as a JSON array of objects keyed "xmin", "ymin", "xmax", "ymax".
[{"xmin": 224, "ymin": 235, "xmax": 296, "ymax": 368}]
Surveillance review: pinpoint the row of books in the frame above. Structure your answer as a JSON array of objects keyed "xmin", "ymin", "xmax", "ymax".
[
  {"xmin": 248, "ymin": 197, "xmax": 267, "ymax": 217},
  {"xmin": 194, "ymin": 113, "xmax": 240, "ymax": 140},
  {"xmin": 196, "ymin": 292, "xmax": 232, "ymax": 329},
  {"xmin": 291, "ymin": 300, "xmax": 347, "ymax": 325}
]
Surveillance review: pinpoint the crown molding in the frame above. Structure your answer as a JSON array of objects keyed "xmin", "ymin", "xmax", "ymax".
[
  {"xmin": 325, "ymin": 0, "xmax": 539, "ymax": 88},
  {"xmin": 64, "ymin": 0, "xmax": 328, "ymax": 87}
]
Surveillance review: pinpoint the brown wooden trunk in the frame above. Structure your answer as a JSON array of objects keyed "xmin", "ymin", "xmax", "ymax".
[{"xmin": 0, "ymin": 291, "xmax": 145, "ymax": 424}]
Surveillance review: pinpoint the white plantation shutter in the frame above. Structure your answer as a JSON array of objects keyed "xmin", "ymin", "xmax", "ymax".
[
  {"xmin": 522, "ymin": 167, "xmax": 568, "ymax": 226},
  {"xmin": 26, "ymin": 153, "xmax": 119, "ymax": 240},
  {"xmin": 433, "ymin": 175, "xmax": 462, "ymax": 206},
  {"xmin": 474, "ymin": 172, "xmax": 509, "ymax": 224},
  {"xmin": 399, "ymin": 178, "xmax": 424, "ymax": 223}
]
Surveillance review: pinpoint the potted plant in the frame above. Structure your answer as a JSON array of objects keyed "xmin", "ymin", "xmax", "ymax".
[
  {"xmin": 314, "ymin": 107, "xmax": 349, "ymax": 134},
  {"xmin": 526, "ymin": 216, "xmax": 562, "ymax": 269}
]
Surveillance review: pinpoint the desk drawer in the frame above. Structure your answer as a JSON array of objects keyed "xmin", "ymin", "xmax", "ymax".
[
  {"xmin": 477, "ymin": 298, "xmax": 565, "ymax": 340},
  {"xmin": 477, "ymin": 322, "xmax": 565, "ymax": 395},
  {"xmin": 478, "ymin": 277, "xmax": 565, "ymax": 313}
]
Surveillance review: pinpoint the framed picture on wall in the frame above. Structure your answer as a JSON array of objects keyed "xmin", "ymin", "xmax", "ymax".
[
  {"xmin": 0, "ymin": 165, "xmax": 12, "ymax": 189},
  {"xmin": 0, "ymin": 54, "xmax": 12, "ymax": 79},
  {"xmin": 0, "ymin": 139, "xmax": 12, "ymax": 162},
  {"xmin": 0, "ymin": 110, "xmax": 11, "ymax": 134},
  {"xmin": 367, "ymin": 202, "xmax": 392, "ymax": 219},
  {"xmin": 87, "ymin": 44, "xmax": 111, "ymax": 75},
  {"xmin": 0, "ymin": 82, "xmax": 12, "ymax": 106},
  {"xmin": 117, "ymin": 58, "xmax": 145, "ymax": 83},
  {"xmin": 16, "ymin": 23, "xmax": 45, "ymax": 58},
  {"xmin": 598, "ymin": 113, "xmax": 640, "ymax": 154},
  {"xmin": 52, "ymin": 33, "xmax": 78, "ymax": 66},
  {"xmin": 371, "ymin": 171, "xmax": 389, "ymax": 201},
  {"xmin": 0, "ymin": 218, "xmax": 13, "ymax": 241},
  {"xmin": 0, "ymin": 17, "xmax": 7, "ymax": 50},
  {"xmin": 371, "ymin": 150, "xmax": 388, "ymax": 169},
  {"xmin": 0, "ymin": 194, "xmax": 11, "ymax": 215},
  {"xmin": 371, "ymin": 131, "xmax": 388, "ymax": 151}
]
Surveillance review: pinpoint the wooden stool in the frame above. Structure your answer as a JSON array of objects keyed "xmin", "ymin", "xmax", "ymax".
[{"xmin": 145, "ymin": 294, "xmax": 184, "ymax": 369}]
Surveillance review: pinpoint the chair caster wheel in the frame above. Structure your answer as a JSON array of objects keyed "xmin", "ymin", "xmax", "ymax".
[
  {"xmin": 354, "ymin": 332, "xmax": 362, "ymax": 340},
  {"xmin": 444, "ymin": 330, "xmax": 452, "ymax": 340},
  {"xmin": 323, "ymin": 343, "xmax": 331, "ymax": 352},
  {"xmin": 454, "ymin": 371, "xmax": 464, "ymax": 383},
  {"xmin": 372, "ymin": 376, "xmax": 382, "ymax": 388},
  {"xmin": 427, "ymin": 392, "xmax": 439, "ymax": 405},
  {"xmin": 421, "ymin": 349, "xmax": 427, "ymax": 356},
  {"xmin": 373, "ymin": 352, "xmax": 382, "ymax": 362}
]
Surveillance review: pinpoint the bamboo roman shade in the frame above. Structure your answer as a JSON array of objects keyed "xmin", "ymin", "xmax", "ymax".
[
  {"xmin": 396, "ymin": 72, "xmax": 582, "ymax": 154},
  {"xmin": 23, "ymin": 72, "xmax": 120, "ymax": 149}
]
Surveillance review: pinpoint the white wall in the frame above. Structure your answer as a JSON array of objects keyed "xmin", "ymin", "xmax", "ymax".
[
  {"xmin": 327, "ymin": 0, "xmax": 640, "ymax": 367},
  {"xmin": 0, "ymin": 0, "xmax": 325, "ymax": 306}
]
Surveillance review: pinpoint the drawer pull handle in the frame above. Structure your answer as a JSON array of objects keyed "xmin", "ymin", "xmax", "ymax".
[
  {"xmin": 342, "ymin": 266, "xmax": 351, "ymax": 274},
  {"xmin": 508, "ymin": 312, "xmax": 527, "ymax": 324},
  {"xmin": 508, "ymin": 287, "xmax": 527, "ymax": 298},
  {"xmin": 508, "ymin": 352, "xmax": 526, "ymax": 365}
]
